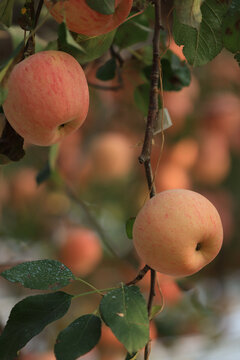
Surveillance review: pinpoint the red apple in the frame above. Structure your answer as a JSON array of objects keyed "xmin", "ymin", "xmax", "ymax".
[
  {"xmin": 44, "ymin": 0, "xmax": 133, "ymax": 37},
  {"xmin": 133, "ymin": 189, "xmax": 223, "ymax": 277},
  {"xmin": 3, "ymin": 51, "xmax": 89, "ymax": 146}
]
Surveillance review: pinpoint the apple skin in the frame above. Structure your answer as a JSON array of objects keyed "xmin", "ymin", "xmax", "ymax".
[
  {"xmin": 3, "ymin": 50, "xmax": 89, "ymax": 146},
  {"xmin": 133, "ymin": 189, "xmax": 223, "ymax": 277},
  {"xmin": 44, "ymin": 0, "xmax": 133, "ymax": 37},
  {"xmin": 59, "ymin": 227, "xmax": 102, "ymax": 277}
]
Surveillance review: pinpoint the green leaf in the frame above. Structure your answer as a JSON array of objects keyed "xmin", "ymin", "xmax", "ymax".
[
  {"xmin": 134, "ymin": 83, "xmax": 150, "ymax": 116},
  {"xmin": 100, "ymin": 285, "xmax": 149, "ymax": 354},
  {"xmin": 222, "ymin": 0, "xmax": 240, "ymax": 53},
  {"xmin": 0, "ymin": 292, "xmax": 73, "ymax": 360},
  {"xmin": 161, "ymin": 50, "xmax": 191, "ymax": 91},
  {"xmin": 57, "ymin": 22, "xmax": 86, "ymax": 59},
  {"xmin": 86, "ymin": 0, "xmax": 115, "ymax": 15},
  {"xmin": 96, "ymin": 58, "xmax": 117, "ymax": 81},
  {"xmin": 150, "ymin": 305, "xmax": 163, "ymax": 320},
  {"xmin": 173, "ymin": 0, "xmax": 229, "ymax": 66},
  {"xmin": 174, "ymin": 0, "xmax": 204, "ymax": 29},
  {"xmin": 0, "ymin": 86, "xmax": 7, "ymax": 106},
  {"xmin": 0, "ymin": 0, "xmax": 14, "ymax": 27},
  {"xmin": 1, "ymin": 260, "xmax": 75, "ymax": 290},
  {"xmin": 55, "ymin": 314, "xmax": 101, "ymax": 360},
  {"xmin": 114, "ymin": 12, "xmax": 151, "ymax": 49},
  {"xmin": 126, "ymin": 217, "xmax": 135, "ymax": 239},
  {"xmin": 143, "ymin": 50, "xmax": 191, "ymax": 91},
  {"xmin": 72, "ymin": 30, "xmax": 116, "ymax": 64}
]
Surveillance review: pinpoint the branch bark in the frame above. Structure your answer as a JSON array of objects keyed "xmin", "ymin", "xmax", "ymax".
[{"xmin": 139, "ymin": 1, "xmax": 162, "ymax": 359}]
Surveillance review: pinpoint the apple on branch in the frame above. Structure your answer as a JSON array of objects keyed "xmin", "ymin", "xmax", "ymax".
[
  {"xmin": 44, "ymin": 0, "xmax": 133, "ymax": 37},
  {"xmin": 3, "ymin": 50, "xmax": 89, "ymax": 146},
  {"xmin": 133, "ymin": 189, "xmax": 223, "ymax": 277}
]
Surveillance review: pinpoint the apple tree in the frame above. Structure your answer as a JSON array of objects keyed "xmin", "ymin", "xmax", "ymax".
[{"xmin": 0, "ymin": 0, "xmax": 239, "ymax": 359}]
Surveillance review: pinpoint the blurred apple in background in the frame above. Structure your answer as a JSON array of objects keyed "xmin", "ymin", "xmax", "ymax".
[
  {"xmin": 199, "ymin": 93, "xmax": 240, "ymax": 152},
  {"xmin": 164, "ymin": 76, "xmax": 199, "ymax": 134},
  {"xmin": 209, "ymin": 50, "xmax": 240, "ymax": 87},
  {"xmin": 85, "ymin": 132, "xmax": 134, "ymax": 182},
  {"xmin": 44, "ymin": 0, "xmax": 133, "ymax": 37},
  {"xmin": 43, "ymin": 191, "xmax": 71, "ymax": 216},
  {"xmin": 9, "ymin": 168, "xmax": 44, "ymax": 208},
  {"xmin": 193, "ymin": 132, "xmax": 230, "ymax": 185},
  {"xmin": 139, "ymin": 271, "xmax": 182, "ymax": 307},
  {"xmin": 59, "ymin": 227, "xmax": 102, "ymax": 277},
  {"xmin": 155, "ymin": 162, "xmax": 191, "ymax": 192},
  {"xmin": 200, "ymin": 190, "xmax": 234, "ymax": 242},
  {"xmin": 169, "ymin": 138, "xmax": 199, "ymax": 170},
  {"xmin": 58, "ymin": 130, "xmax": 82, "ymax": 183}
]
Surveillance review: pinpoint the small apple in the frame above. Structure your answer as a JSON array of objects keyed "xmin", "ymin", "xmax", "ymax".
[
  {"xmin": 3, "ymin": 50, "xmax": 89, "ymax": 146},
  {"xmin": 44, "ymin": 0, "xmax": 133, "ymax": 37},
  {"xmin": 59, "ymin": 227, "xmax": 102, "ymax": 277},
  {"xmin": 133, "ymin": 189, "xmax": 223, "ymax": 277}
]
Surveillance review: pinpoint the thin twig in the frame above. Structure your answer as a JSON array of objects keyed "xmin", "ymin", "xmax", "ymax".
[
  {"xmin": 34, "ymin": 0, "xmax": 44, "ymax": 28},
  {"xmin": 137, "ymin": 0, "xmax": 162, "ymax": 359},
  {"xmin": 139, "ymin": 0, "xmax": 161, "ymax": 166},
  {"xmin": 144, "ymin": 269, "xmax": 156, "ymax": 360},
  {"xmin": 64, "ymin": 184, "xmax": 119, "ymax": 258}
]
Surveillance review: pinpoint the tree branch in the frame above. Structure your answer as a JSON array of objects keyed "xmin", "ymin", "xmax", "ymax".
[{"xmin": 137, "ymin": 1, "xmax": 162, "ymax": 358}]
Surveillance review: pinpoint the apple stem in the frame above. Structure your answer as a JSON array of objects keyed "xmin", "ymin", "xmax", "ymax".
[{"xmin": 126, "ymin": 264, "xmax": 151, "ymax": 286}]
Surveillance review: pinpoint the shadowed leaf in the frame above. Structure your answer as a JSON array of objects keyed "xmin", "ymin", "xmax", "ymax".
[{"xmin": 0, "ymin": 292, "xmax": 73, "ymax": 360}]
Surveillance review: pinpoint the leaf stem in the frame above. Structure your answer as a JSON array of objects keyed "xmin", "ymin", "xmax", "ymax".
[
  {"xmin": 73, "ymin": 286, "xmax": 117, "ymax": 299},
  {"xmin": 75, "ymin": 277, "xmax": 103, "ymax": 295}
]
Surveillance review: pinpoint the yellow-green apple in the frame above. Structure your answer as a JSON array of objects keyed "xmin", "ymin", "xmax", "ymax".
[
  {"xmin": 44, "ymin": 0, "xmax": 133, "ymax": 37},
  {"xmin": 59, "ymin": 227, "xmax": 102, "ymax": 276},
  {"xmin": 133, "ymin": 189, "xmax": 223, "ymax": 277},
  {"xmin": 3, "ymin": 50, "xmax": 89, "ymax": 146}
]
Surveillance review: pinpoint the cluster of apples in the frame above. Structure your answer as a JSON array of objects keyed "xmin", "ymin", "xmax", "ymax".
[{"xmin": 2, "ymin": 0, "xmax": 225, "ymax": 317}]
